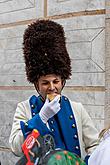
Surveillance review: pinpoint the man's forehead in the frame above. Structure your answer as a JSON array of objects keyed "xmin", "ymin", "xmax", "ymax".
[{"xmin": 39, "ymin": 74, "xmax": 61, "ymax": 81}]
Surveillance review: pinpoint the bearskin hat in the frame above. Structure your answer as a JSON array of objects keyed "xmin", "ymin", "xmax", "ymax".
[{"xmin": 23, "ymin": 19, "xmax": 71, "ymax": 83}]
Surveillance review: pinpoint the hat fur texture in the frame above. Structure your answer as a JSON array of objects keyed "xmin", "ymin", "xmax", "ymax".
[{"xmin": 23, "ymin": 19, "xmax": 71, "ymax": 83}]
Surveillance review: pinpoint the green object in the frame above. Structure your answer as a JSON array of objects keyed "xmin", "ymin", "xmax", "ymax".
[{"xmin": 47, "ymin": 150, "xmax": 86, "ymax": 165}]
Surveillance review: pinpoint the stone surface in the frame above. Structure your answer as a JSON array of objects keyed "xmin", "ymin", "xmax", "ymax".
[
  {"xmin": 105, "ymin": 18, "xmax": 110, "ymax": 126},
  {"xmin": 66, "ymin": 72, "xmax": 105, "ymax": 86},
  {"xmin": 0, "ymin": 0, "xmax": 107, "ymax": 164},
  {"xmin": 0, "ymin": 150, "xmax": 19, "ymax": 165},
  {"xmin": 48, "ymin": 0, "xmax": 105, "ymax": 16},
  {"xmin": 56, "ymin": 15, "xmax": 105, "ymax": 30},
  {"xmin": 0, "ymin": 0, "xmax": 44, "ymax": 24},
  {"xmin": 63, "ymin": 88, "xmax": 105, "ymax": 105}
]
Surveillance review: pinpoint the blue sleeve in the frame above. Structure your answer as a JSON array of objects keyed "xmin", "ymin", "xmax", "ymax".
[
  {"xmin": 84, "ymin": 155, "xmax": 90, "ymax": 165},
  {"xmin": 20, "ymin": 114, "xmax": 50, "ymax": 139}
]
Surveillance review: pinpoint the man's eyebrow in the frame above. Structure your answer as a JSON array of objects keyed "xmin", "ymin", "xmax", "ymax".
[
  {"xmin": 41, "ymin": 80, "xmax": 49, "ymax": 82},
  {"xmin": 41, "ymin": 79, "xmax": 59, "ymax": 82}
]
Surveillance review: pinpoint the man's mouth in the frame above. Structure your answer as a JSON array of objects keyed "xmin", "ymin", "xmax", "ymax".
[{"xmin": 47, "ymin": 93, "xmax": 59, "ymax": 101}]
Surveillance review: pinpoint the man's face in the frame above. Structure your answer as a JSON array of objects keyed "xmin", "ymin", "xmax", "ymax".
[{"xmin": 35, "ymin": 74, "xmax": 64, "ymax": 100}]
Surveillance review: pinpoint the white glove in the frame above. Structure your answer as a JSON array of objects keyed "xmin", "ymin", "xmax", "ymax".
[{"xmin": 39, "ymin": 95, "xmax": 61, "ymax": 123}]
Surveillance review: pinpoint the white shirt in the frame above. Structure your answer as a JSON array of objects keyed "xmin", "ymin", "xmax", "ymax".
[{"xmin": 88, "ymin": 129, "xmax": 110, "ymax": 165}]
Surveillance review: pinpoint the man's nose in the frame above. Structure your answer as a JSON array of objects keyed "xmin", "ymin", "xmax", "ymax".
[{"xmin": 49, "ymin": 82, "xmax": 55, "ymax": 90}]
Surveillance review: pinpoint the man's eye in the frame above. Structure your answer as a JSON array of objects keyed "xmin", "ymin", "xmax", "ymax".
[
  {"xmin": 42, "ymin": 82, "xmax": 48, "ymax": 85},
  {"xmin": 54, "ymin": 81, "xmax": 59, "ymax": 84}
]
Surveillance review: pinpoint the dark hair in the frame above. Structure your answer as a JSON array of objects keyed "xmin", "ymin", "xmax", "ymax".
[{"xmin": 23, "ymin": 19, "xmax": 71, "ymax": 83}]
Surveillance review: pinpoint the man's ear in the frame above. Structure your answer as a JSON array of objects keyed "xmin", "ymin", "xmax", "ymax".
[
  {"xmin": 62, "ymin": 80, "xmax": 66, "ymax": 89},
  {"xmin": 34, "ymin": 82, "xmax": 39, "ymax": 92}
]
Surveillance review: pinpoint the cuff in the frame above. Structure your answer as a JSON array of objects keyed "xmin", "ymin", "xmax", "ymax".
[{"xmin": 20, "ymin": 114, "xmax": 50, "ymax": 138}]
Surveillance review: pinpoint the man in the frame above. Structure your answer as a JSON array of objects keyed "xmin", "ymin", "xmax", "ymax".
[{"xmin": 9, "ymin": 19, "xmax": 98, "ymax": 164}]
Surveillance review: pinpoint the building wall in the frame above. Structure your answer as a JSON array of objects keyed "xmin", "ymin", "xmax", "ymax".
[
  {"xmin": 105, "ymin": 0, "xmax": 110, "ymax": 127},
  {"xmin": 0, "ymin": 0, "xmax": 106, "ymax": 164}
]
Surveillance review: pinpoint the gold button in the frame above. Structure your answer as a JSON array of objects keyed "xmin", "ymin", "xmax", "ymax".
[
  {"xmin": 64, "ymin": 97, "xmax": 67, "ymax": 101},
  {"xmin": 74, "ymin": 135, "xmax": 77, "ymax": 139},
  {"xmin": 72, "ymin": 124, "xmax": 76, "ymax": 128},
  {"xmin": 75, "ymin": 146, "xmax": 79, "ymax": 150},
  {"xmin": 25, "ymin": 123, "xmax": 28, "ymax": 126},
  {"xmin": 31, "ymin": 104, "xmax": 35, "ymax": 109},
  {"xmin": 69, "ymin": 115, "xmax": 73, "ymax": 119},
  {"xmin": 51, "ymin": 120, "xmax": 54, "ymax": 124}
]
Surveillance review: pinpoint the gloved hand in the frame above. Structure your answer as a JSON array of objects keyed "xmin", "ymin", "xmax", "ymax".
[{"xmin": 39, "ymin": 95, "xmax": 61, "ymax": 123}]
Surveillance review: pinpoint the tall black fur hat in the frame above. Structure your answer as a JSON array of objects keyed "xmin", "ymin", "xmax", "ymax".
[{"xmin": 23, "ymin": 19, "xmax": 71, "ymax": 83}]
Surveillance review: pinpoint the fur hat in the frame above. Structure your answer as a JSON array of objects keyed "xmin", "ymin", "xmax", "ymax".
[{"xmin": 23, "ymin": 19, "xmax": 71, "ymax": 83}]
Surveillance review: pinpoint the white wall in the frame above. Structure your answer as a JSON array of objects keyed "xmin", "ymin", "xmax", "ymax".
[{"xmin": 0, "ymin": 0, "xmax": 106, "ymax": 164}]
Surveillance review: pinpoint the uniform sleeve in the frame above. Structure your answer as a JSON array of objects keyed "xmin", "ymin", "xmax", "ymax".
[
  {"xmin": 80, "ymin": 103, "xmax": 99, "ymax": 155},
  {"xmin": 9, "ymin": 101, "xmax": 50, "ymax": 157},
  {"xmin": 20, "ymin": 114, "xmax": 51, "ymax": 139},
  {"xmin": 9, "ymin": 102, "xmax": 28, "ymax": 156}
]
